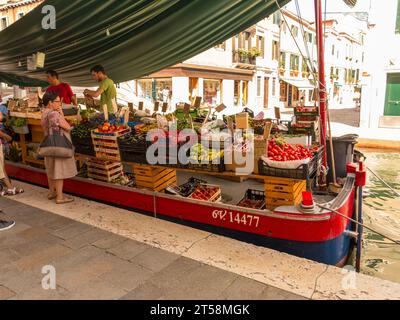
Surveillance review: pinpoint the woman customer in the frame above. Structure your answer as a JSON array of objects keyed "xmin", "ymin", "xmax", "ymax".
[{"xmin": 41, "ymin": 91, "xmax": 77, "ymax": 204}]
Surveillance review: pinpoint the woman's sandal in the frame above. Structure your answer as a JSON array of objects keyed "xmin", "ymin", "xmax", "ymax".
[
  {"xmin": 5, "ymin": 187, "xmax": 24, "ymax": 196},
  {"xmin": 48, "ymin": 194, "xmax": 57, "ymax": 200},
  {"xmin": 56, "ymin": 197, "xmax": 74, "ymax": 204}
]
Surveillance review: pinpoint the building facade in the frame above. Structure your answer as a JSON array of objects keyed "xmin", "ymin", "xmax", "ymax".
[
  {"xmin": 0, "ymin": 0, "xmax": 42, "ymax": 30},
  {"xmin": 360, "ymin": 0, "xmax": 400, "ymax": 129}
]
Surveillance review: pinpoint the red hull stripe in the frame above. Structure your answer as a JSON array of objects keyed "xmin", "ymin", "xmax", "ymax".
[{"xmin": 5, "ymin": 163, "xmax": 355, "ymax": 243}]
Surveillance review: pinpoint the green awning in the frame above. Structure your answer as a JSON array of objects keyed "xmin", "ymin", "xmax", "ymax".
[{"xmin": 0, "ymin": 0, "xmax": 289, "ymax": 87}]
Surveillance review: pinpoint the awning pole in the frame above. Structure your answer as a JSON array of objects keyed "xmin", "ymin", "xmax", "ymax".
[{"xmin": 314, "ymin": 0, "xmax": 328, "ymax": 170}]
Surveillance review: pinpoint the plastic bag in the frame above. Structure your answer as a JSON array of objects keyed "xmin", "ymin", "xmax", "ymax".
[{"xmin": 260, "ymin": 155, "xmax": 310, "ymax": 169}]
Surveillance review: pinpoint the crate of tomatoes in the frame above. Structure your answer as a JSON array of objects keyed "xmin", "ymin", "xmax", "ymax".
[
  {"xmin": 188, "ymin": 184, "xmax": 221, "ymax": 202},
  {"xmin": 258, "ymin": 137, "xmax": 323, "ymax": 180},
  {"xmin": 237, "ymin": 189, "xmax": 265, "ymax": 210}
]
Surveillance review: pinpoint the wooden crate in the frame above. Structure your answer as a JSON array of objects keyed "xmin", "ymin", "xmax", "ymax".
[
  {"xmin": 133, "ymin": 164, "xmax": 177, "ymax": 192},
  {"xmin": 87, "ymin": 159, "xmax": 122, "ymax": 182},
  {"xmin": 91, "ymin": 128, "xmax": 130, "ymax": 161},
  {"xmin": 264, "ymin": 176, "xmax": 306, "ymax": 210}
]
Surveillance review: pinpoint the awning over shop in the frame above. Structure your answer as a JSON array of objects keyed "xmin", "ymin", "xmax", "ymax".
[
  {"xmin": 281, "ymin": 78, "xmax": 315, "ymax": 90},
  {"xmin": 0, "ymin": 0, "xmax": 289, "ymax": 87},
  {"xmin": 147, "ymin": 63, "xmax": 254, "ymax": 81}
]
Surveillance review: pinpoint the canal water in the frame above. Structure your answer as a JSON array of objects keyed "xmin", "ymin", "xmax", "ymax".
[{"xmin": 359, "ymin": 148, "xmax": 400, "ymax": 283}]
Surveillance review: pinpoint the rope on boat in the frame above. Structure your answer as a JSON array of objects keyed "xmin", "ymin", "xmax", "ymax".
[
  {"xmin": 366, "ymin": 167, "xmax": 400, "ymax": 197},
  {"xmin": 316, "ymin": 204, "xmax": 400, "ymax": 246}
]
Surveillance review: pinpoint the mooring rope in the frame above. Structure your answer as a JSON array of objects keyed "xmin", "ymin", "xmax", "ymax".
[
  {"xmin": 366, "ymin": 167, "xmax": 400, "ymax": 198},
  {"xmin": 316, "ymin": 204, "xmax": 400, "ymax": 245}
]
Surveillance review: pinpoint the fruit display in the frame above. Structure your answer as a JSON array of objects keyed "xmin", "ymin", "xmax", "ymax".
[
  {"xmin": 190, "ymin": 143, "xmax": 224, "ymax": 162},
  {"xmin": 267, "ymin": 137, "xmax": 318, "ymax": 162},
  {"xmin": 295, "ymin": 107, "xmax": 317, "ymax": 113},
  {"xmin": 188, "ymin": 184, "xmax": 221, "ymax": 202},
  {"xmin": 71, "ymin": 123, "xmax": 96, "ymax": 139},
  {"xmin": 96, "ymin": 122, "xmax": 128, "ymax": 133},
  {"xmin": 134, "ymin": 123, "xmax": 158, "ymax": 134}
]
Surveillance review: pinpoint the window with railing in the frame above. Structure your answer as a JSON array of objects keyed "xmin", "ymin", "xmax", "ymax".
[
  {"xmin": 290, "ymin": 54, "xmax": 299, "ymax": 71},
  {"xmin": 272, "ymin": 40, "xmax": 279, "ymax": 61},
  {"xmin": 256, "ymin": 35, "xmax": 265, "ymax": 58},
  {"xmin": 279, "ymin": 52, "xmax": 286, "ymax": 69},
  {"xmin": 0, "ymin": 17, "xmax": 8, "ymax": 31},
  {"xmin": 273, "ymin": 12, "xmax": 281, "ymax": 25},
  {"xmin": 291, "ymin": 25, "xmax": 299, "ymax": 37}
]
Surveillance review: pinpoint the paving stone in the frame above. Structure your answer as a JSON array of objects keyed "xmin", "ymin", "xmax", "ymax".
[
  {"xmin": 50, "ymin": 223, "xmax": 93, "ymax": 240},
  {"xmin": 10, "ymin": 239, "xmax": 62, "ymax": 257},
  {"xmin": 218, "ymin": 276, "xmax": 268, "ymax": 300},
  {"xmin": 258, "ymin": 285, "xmax": 307, "ymax": 300},
  {"xmin": 0, "ymin": 285, "xmax": 16, "ymax": 300},
  {"xmin": 13, "ymin": 244, "xmax": 73, "ymax": 272},
  {"xmin": 56, "ymin": 255, "xmax": 117, "ymax": 290},
  {"xmin": 63, "ymin": 228, "xmax": 111, "ymax": 250},
  {"xmin": 43, "ymin": 217, "xmax": 76, "ymax": 231},
  {"xmin": 99, "ymin": 258, "xmax": 154, "ymax": 292},
  {"xmin": 10, "ymin": 285, "xmax": 69, "ymax": 300},
  {"xmin": 64, "ymin": 279, "xmax": 127, "ymax": 300},
  {"xmin": 106, "ymin": 239, "xmax": 149, "ymax": 260},
  {"xmin": 147, "ymin": 257, "xmax": 237, "ymax": 300},
  {"xmin": 92, "ymin": 233, "xmax": 128, "ymax": 250},
  {"xmin": 51, "ymin": 245, "xmax": 105, "ymax": 272},
  {"xmin": 0, "ymin": 264, "xmax": 43, "ymax": 294},
  {"xmin": 0, "ymin": 247, "xmax": 21, "ymax": 264},
  {"xmin": 120, "ymin": 282, "xmax": 164, "ymax": 300},
  {"xmin": 130, "ymin": 247, "xmax": 180, "ymax": 272}
]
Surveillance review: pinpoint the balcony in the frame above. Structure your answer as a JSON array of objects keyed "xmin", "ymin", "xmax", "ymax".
[{"xmin": 232, "ymin": 49, "xmax": 259, "ymax": 70}]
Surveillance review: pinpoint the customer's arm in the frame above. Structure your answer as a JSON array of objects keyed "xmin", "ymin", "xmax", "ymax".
[
  {"xmin": 58, "ymin": 117, "xmax": 72, "ymax": 132},
  {"xmin": 0, "ymin": 130, "xmax": 12, "ymax": 142}
]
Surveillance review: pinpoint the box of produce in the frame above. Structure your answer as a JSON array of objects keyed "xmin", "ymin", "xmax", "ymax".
[
  {"xmin": 117, "ymin": 133, "xmax": 149, "ymax": 164},
  {"xmin": 188, "ymin": 143, "xmax": 225, "ymax": 172},
  {"xmin": 71, "ymin": 124, "xmax": 96, "ymax": 156},
  {"xmin": 92, "ymin": 122, "xmax": 131, "ymax": 138},
  {"xmin": 294, "ymin": 106, "xmax": 319, "ymax": 116},
  {"xmin": 165, "ymin": 177, "xmax": 207, "ymax": 197},
  {"xmin": 237, "ymin": 189, "xmax": 266, "ymax": 210},
  {"xmin": 188, "ymin": 184, "xmax": 221, "ymax": 202},
  {"xmin": 259, "ymin": 137, "xmax": 323, "ymax": 180}
]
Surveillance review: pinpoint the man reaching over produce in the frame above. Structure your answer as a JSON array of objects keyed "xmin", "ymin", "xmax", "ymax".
[
  {"xmin": 84, "ymin": 65, "xmax": 117, "ymax": 114},
  {"xmin": 46, "ymin": 70, "xmax": 78, "ymax": 107}
]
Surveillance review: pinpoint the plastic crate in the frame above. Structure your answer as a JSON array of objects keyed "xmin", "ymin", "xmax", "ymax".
[
  {"xmin": 258, "ymin": 147, "xmax": 324, "ymax": 181},
  {"xmin": 188, "ymin": 158, "xmax": 225, "ymax": 172},
  {"xmin": 71, "ymin": 135, "xmax": 95, "ymax": 156},
  {"xmin": 236, "ymin": 189, "xmax": 266, "ymax": 210}
]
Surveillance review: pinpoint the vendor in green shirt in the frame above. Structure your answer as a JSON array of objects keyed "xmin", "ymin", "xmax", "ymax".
[{"xmin": 84, "ymin": 65, "xmax": 117, "ymax": 113}]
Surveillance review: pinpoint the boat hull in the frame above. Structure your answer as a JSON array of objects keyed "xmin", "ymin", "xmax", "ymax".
[{"xmin": 5, "ymin": 162, "xmax": 355, "ymax": 266}]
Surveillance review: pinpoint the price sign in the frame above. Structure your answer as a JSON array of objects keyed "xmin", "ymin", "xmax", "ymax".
[
  {"xmin": 183, "ymin": 103, "xmax": 191, "ymax": 116},
  {"xmin": 138, "ymin": 101, "xmax": 144, "ymax": 111},
  {"xmin": 215, "ymin": 103, "xmax": 226, "ymax": 112},
  {"xmin": 128, "ymin": 102, "xmax": 134, "ymax": 112},
  {"xmin": 263, "ymin": 122, "xmax": 273, "ymax": 140},
  {"xmin": 192, "ymin": 96, "xmax": 202, "ymax": 109}
]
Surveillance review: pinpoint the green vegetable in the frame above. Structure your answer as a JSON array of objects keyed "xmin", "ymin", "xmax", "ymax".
[{"xmin": 9, "ymin": 117, "xmax": 27, "ymax": 127}]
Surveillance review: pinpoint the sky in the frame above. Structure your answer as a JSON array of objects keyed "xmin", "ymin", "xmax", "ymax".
[{"xmin": 285, "ymin": 0, "xmax": 372, "ymax": 21}]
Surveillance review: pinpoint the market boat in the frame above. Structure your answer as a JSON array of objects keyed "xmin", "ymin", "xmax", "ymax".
[{"xmin": 1, "ymin": 0, "xmax": 365, "ymax": 267}]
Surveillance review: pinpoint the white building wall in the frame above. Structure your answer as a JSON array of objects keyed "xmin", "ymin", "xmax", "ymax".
[
  {"xmin": 361, "ymin": 0, "xmax": 400, "ymax": 129},
  {"xmin": 171, "ymin": 77, "xmax": 190, "ymax": 107}
]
